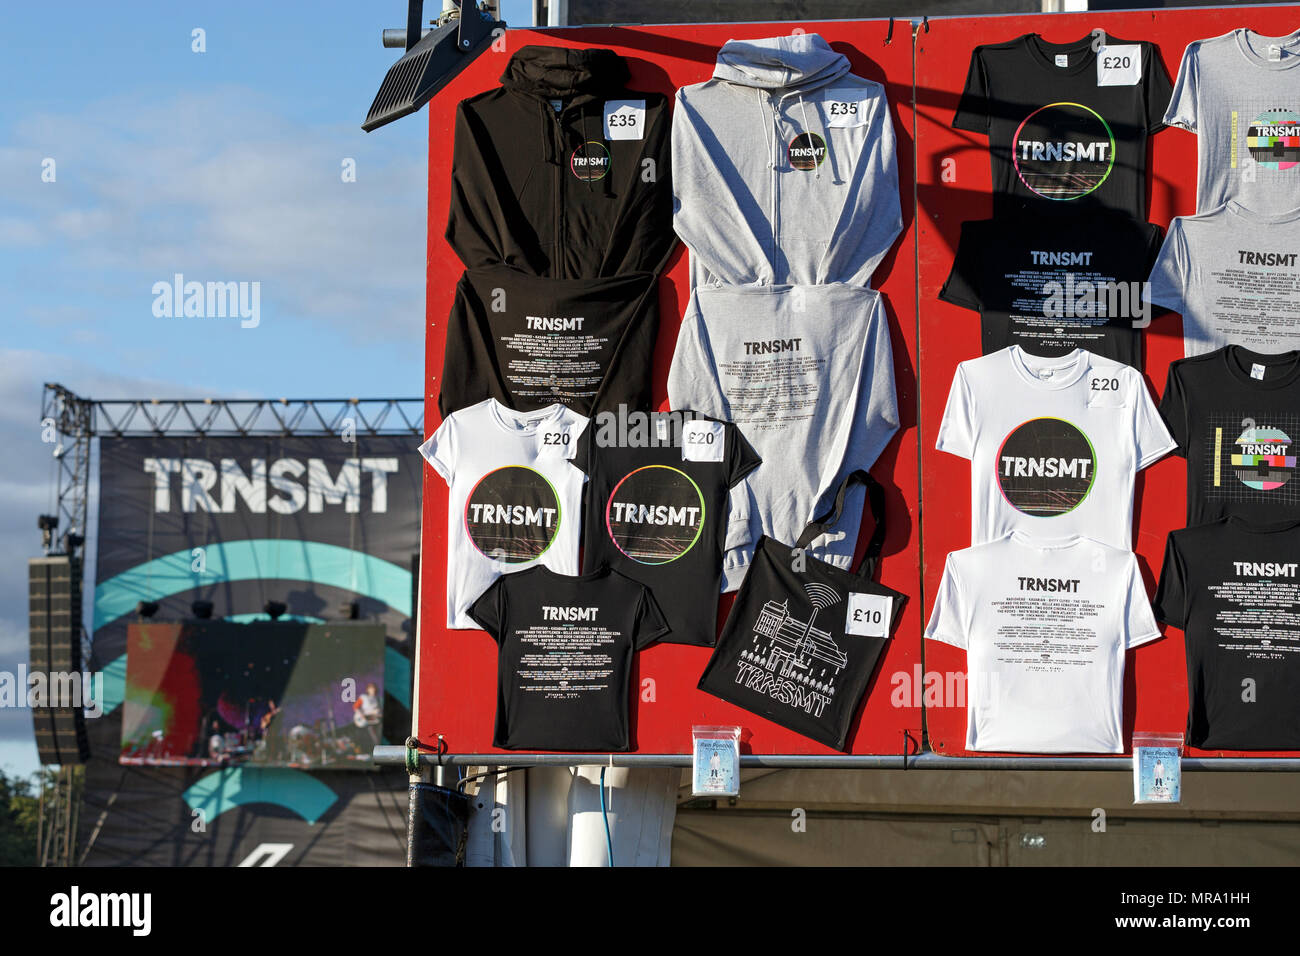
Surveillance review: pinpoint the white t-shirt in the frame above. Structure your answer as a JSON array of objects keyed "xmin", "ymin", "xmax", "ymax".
[
  {"xmin": 419, "ymin": 399, "xmax": 588, "ymax": 628},
  {"xmin": 925, "ymin": 532, "xmax": 1162, "ymax": 753},
  {"xmin": 937, "ymin": 347, "xmax": 1174, "ymax": 550}
]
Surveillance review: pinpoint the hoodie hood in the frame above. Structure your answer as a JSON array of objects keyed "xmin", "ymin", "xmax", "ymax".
[
  {"xmin": 501, "ymin": 45, "xmax": 631, "ymax": 98},
  {"xmin": 712, "ymin": 34, "xmax": 850, "ymax": 91}
]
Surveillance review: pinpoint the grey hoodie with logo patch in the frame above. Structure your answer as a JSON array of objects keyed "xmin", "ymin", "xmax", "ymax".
[{"xmin": 673, "ymin": 34, "xmax": 903, "ymax": 290}]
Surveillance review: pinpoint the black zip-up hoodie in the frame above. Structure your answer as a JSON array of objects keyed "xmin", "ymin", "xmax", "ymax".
[{"xmin": 447, "ymin": 46, "xmax": 676, "ymax": 278}]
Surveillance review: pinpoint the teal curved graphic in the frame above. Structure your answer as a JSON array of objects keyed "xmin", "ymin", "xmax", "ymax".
[
  {"xmin": 184, "ymin": 767, "xmax": 338, "ymax": 824},
  {"xmin": 92, "ymin": 539, "xmax": 411, "ymax": 630}
]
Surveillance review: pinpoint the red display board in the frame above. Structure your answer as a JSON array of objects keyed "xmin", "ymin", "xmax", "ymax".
[
  {"xmin": 917, "ymin": 6, "xmax": 1300, "ymax": 758},
  {"xmin": 417, "ymin": 19, "xmax": 923, "ymax": 756}
]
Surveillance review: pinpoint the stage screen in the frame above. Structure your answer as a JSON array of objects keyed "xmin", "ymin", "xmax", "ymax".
[{"xmin": 121, "ymin": 621, "xmax": 385, "ymax": 770}]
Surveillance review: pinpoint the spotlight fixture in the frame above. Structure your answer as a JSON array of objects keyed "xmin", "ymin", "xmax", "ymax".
[
  {"xmin": 37, "ymin": 514, "xmax": 58, "ymax": 551},
  {"xmin": 362, "ymin": 1, "xmax": 505, "ymax": 132},
  {"xmin": 264, "ymin": 601, "xmax": 287, "ymax": 621},
  {"xmin": 136, "ymin": 601, "xmax": 160, "ymax": 619},
  {"xmin": 63, "ymin": 532, "xmax": 85, "ymax": 553},
  {"xmin": 191, "ymin": 600, "xmax": 214, "ymax": 619}
]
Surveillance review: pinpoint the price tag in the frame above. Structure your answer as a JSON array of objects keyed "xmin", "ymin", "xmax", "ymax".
[
  {"xmin": 539, "ymin": 424, "xmax": 576, "ymax": 459},
  {"xmin": 604, "ymin": 99, "xmax": 645, "ymax": 141},
  {"xmin": 1086, "ymin": 370, "xmax": 1128, "ymax": 407},
  {"xmin": 822, "ymin": 89, "xmax": 869, "ymax": 129},
  {"xmin": 682, "ymin": 420, "xmax": 724, "ymax": 462},
  {"xmin": 1097, "ymin": 45, "xmax": 1141, "ymax": 87},
  {"xmin": 845, "ymin": 592, "xmax": 892, "ymax": 638}
]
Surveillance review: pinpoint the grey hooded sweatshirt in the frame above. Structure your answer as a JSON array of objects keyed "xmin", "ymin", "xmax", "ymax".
[
  {"xmin": 673, "ymin": 34, "xmax": 903, "ymax": 290},
  {"xmin": 668, "ymin": 282, "xmax": 899, "ymax": 586}
]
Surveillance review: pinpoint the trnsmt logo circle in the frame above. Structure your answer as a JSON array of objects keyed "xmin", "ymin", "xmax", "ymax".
[
  {"xmin": 1247, "ymin": 108, "xmax": 1300, "ymax": 170},
  {"xmin": 1233, "ymin": 424, "xmax": 1296, "ymax": 491},
  {"xmin": 465, "ymin": 466, "xmax": 560, "ymax": 562},
  {"xmin": 605, "ymin": 465, "xmax": 705, "ymax": 564},
  {"xmin": 1012, "ymin": 102, "xmax": 1115, "ymax": 200},
  {"xmin": 570, "ymin": 141, "xmax": 611, "ymax": 181},
  {"xmin": 996, "ymin": 417, "xmax": 1097, "ymax": 516},
  {"xmin": 788, "ymin": 132, "xmax": 828, "ymax": 171}
]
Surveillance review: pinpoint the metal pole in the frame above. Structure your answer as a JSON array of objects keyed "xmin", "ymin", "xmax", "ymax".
[{"xmin": 372, "ymin": 745, "xmax": 1300, "ymax": 773}]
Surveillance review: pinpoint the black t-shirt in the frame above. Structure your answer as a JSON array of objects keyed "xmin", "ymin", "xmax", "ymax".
[
  {"xmin": 1154, "ymin": 517, "xmax": 1300, "ymax": 750},
  {"xmin": 1159, "ymin": 347, "xmax": 1300, "ymax": 527},
  {"xmin": 574, "ymin": 410, "xmax": 762, "ymax": 647},
  {"xmin": 953, "ymin": 33, "xmax": 1171, "ymax": 221},
  {"xmin": 469, "ymin": 564, "xmax": 670, "ymax": 751},
  {"xmin": 940, "ymin": 210, "xmax": 1164, "ymax": 367},
  {"xmin": 439, "ymin": 266, "xmax": 659, "ymax": 419}
]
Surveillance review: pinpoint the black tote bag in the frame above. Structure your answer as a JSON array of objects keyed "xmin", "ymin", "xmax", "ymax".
[{"xmin": 697, "ymin": 471, "xmax": 906, "ymax": 751}]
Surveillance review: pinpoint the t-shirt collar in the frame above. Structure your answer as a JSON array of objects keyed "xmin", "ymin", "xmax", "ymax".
[
  {"xmin": 1023, "ymin": 33, "xmax": 1098, "ymax": 77},
  {"xmin": 1221, "ymin": 346, "xmax": 1300, "ymax": 390},
  {"xmin": 1010, "ymin": 530, "xmax": 1085, "ymax": 551},
  {"xmin": 1008, "ymin": 345, "xmax": 1090, "ymax": 390},
  {"xmin": 1226, "ymin": 200, "xmax": 1300, "ymax": 226},
  {"xmin": 1234, "ymin": 28, "xmax": 1300, "ymax": 72},
  {"xmin": 487, "ymin": 399, "xmax": 566, "ymax": 436}
]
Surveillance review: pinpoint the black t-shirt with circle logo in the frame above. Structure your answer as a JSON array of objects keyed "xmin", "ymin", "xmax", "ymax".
[
  {"xmin": 574, "ymin": 411, "xmax": 762, "ymax": 646},
  {"xmin": 1154, "ymin": 517, "xmax": 1300, "ymax": 750},
  {"xmin": 1159, "ymin": 347, "xmax": 1300, "ymax": 527},
  {"xmin": 953, "ymin": 33, "xmax": 1172, "ymax": 221},
  {"xmin": 940, "ymin": 209, "xmax": 1164, "ymax": 367},
  {"xmin": 469, "ymin": 565, "xmax": 670, "ymax": 751}
]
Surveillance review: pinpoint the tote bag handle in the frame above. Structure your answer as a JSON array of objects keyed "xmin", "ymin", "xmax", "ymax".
[{"xmin": 794, "ymin": 470, "xmax": 887, "ymax": 580}]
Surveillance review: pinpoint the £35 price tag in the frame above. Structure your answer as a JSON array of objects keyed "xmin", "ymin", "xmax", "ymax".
[
  {"xmin": 1097, "ymin": 45, "xmax": 1141, "ymax": 86},
  {"xmin": 845, "ymin": 592, "xmax": 892, "ymax": 638},
  {"xmin": 823, "ymin": 90, "xmax": 868, "ymax": 129},
  {"xmin": 682, "ymin": 420, "xmax": 724, "ymax": 462},
  {"xmin": 604, "ymin": 99, "xmax": 645, "ymax": 140}
]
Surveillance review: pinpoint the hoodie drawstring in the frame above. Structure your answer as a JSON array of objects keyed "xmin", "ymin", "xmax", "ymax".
[{"xmin": 754, "ymin": 89, "xmax": 775, "ymax": 171}]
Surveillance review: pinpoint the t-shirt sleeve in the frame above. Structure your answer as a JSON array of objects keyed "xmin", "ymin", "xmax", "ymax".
[
  {"xmin": 1151, "ymin": 532, "xmax": 1187, "ymax": 630},
  {"xmin": 633, "ymin": 586, "xmax": 672, "ymax": 649},
  {"xmin": 726, "ymin": 423, "xmax": 763, "ymax": 488},
  {"xmin": 1163, "ymin": 41, "xmax": 1198, "ymax": 132},
  {"xmin": 417, "ymin": 417, "xmax": 457, "ymax": 484},
  {"xmin": 938, "ymin": 221, "xmax": 983, "ymax": 313},
  {"xmin": 1132, "ymin": 373, "xmax": 1176, "ymax": 469},
  {"xmin": 936, "ymin": 364, "xmax": 976, "ymax": 459},
  {"xmin": 1123, "ymin": 551, "xmax": 1162, "ymax": 648},
  {"xmin": 952, "ymin": 48, "xmax": 990, "ymax": 133},
  {"xmin": 1142, "ymin": 42, "xmax": 1174, "ymax": 134},
  {"xmin": 923, "ymin": 554, "xmax": 967, "ymax": 649},
  {"xmin": 1144, "ymin": 218, "xmax": 1187, "ymax": 315},
  {"xmin": 467, "ymin": 577, "xmax": 506, "ymax": 641},
  {"xmin": 1158, "ymin": 361, "xmax": 1190, "ymax": 456}
]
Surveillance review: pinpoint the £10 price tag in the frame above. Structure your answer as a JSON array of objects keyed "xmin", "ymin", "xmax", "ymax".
[{"xmin": 845, "ymin": 592, "xmax": 892, "ymax": 638}]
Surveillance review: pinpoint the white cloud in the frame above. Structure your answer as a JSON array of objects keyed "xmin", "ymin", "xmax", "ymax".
[{"xmin": 1, "ymin": 85, "xmax": 427, "ymax": 341}]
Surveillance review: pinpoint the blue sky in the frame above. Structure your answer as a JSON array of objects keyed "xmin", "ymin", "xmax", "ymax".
[{"xmin": 0, "ymin": 0, "xmax": 533, "ymax": 778}]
